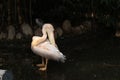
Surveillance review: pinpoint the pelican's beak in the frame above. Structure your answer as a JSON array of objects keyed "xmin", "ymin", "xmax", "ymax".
[{"xmin": 47, "ymin": 30, "xmax": 56, "ymax": 46}]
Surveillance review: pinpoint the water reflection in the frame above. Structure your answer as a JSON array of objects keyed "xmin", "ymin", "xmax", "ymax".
[
  {"xmin": 0, "ymin": 52, "xmax": 66, "ymax": 80},
  {"xmin": 39, "ymin": 71, "xmax": 65, "ymax": 80},
  {"xmin": 1, "ymin": 36, "xmax": 120, "ymax": 80},
  {"xmin": 1, "ymin": 50, "xmax": 120, "ymax": 80}
]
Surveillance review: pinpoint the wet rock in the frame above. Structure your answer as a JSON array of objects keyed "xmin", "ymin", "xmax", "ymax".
[
  {"xmin": 21, "ymin": 23, "xmax": 33, "ymax": 36},
  {"xmin": 72, "ymin": 26, "xmax": 82, "ymax": 35},
  {"xmin": 83, "ymin": 21, "xmax": 92, "ymax": 31},
  {"xmin": 115, "ymin": 31, "xmax": 120, "ymax": 37},
  {"xmin": 55, "ymin": 27, "xmax": 63, "ymax": 38},
  {"xmin": 115, "ymin": 22, "xmax": 120, "ymax": 37},
  {"xmin": 56, "ymin": 27, "xmax": 63, "ymax": 37},
  {"xmin": 7, "ymin": 25, "xmax": 15, "ymax": 40},
  {"xmin": 0, "ymin": 70, "xmax": 13, "ymax": 80},
  {"xmin": 16, "ymin": 32, "xmax": 23, "ymax": 39},
  {"xmin": 0, "ymin": 32, "xmax": 7, "ymax": 40},
  {"xmin": 62, "ymin": 20, "xmax": 72, "ymax": 34}
]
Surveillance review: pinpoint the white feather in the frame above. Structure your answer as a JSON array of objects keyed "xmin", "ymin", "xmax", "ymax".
[{"xmin": 31, "ymin": 39, "xmax": 66, "ymax": 62}]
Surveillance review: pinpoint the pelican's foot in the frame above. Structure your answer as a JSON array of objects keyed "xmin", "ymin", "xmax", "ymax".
[
  {"xmin": 39, "ymin": 67, "xmax": 47, "ymax": 71},
  {"xmin": 36, "ymin": 64, "xmax": 45, "ymax": 67}
]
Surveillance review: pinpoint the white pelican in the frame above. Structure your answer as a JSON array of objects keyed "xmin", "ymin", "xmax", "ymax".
[{"xmin": 31, "ymin": 23, "xmax": 66, "ymax": 71}]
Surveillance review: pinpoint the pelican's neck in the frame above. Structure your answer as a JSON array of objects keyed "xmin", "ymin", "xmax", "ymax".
[
  {"xmin": 31, "ymin": 32, "xmax": 47, "ymax": 47},
  {"xmin": 47, "ymin": 30, "xmax": 56, "ymax": 46},
  {"xmin": 42, "ymin": 24, "xmax": 56, "ymax": 46},
  {"xmin": 31, "ymin": 23, "xmax": 56, "ymax": 47}
]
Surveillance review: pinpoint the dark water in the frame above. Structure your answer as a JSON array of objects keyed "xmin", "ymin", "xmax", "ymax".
[{"xmin": 1, "ymin": 33, "xmax": 120, "ymax": 80}]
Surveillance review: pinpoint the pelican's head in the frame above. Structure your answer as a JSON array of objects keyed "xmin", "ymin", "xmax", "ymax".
[
  {"xmin": 42, "ymin": 24, "xmax": 56, "ymax": 46},
  {"xmin": 42, "ymin": 24, "xmax": 54, "ymax": 33},
  {"xmin": 31, "ymin": 35, "xmax": 47, "ymax": 47},
  {"xmin": 32, "ymin": 36, "xmax": 40, "ymax": 41}
]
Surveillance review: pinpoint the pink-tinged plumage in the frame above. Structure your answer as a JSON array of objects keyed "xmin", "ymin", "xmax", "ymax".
[
  {"xmin": 31, "ymin": 22, "xmax": 66, "ymax": 71},
  {"xmin": 31, "ymin": 36, "xmax": 66, "ymax": 62}
]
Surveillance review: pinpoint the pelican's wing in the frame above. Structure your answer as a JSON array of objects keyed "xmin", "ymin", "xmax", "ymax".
[
  {"xmin": 32, "ymin": 40, "xmax": 66, "ymax": 62},
  {"xmin": 42, "ymin": 40, "xmax": 66, "ymax": 62},
  {"xmin": 42, "ymin": 40, "xmax": 60, "ymax": 52}
]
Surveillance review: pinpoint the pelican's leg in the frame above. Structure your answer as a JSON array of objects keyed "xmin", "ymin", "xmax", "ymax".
[
  {"xmin": 36, "ymin": 57, "xmax": 45, "ymax": 67},
  {"xmin": 39, "ymin": 59, "xmax": 48, "ymax": 71}
]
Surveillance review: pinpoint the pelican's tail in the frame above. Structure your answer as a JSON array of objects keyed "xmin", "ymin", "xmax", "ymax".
[
  {"xmin": 59, "ymin": 55, "xmax": 66, "ymax": 63},
  {"xmin": 58, "ymin": 52, "xmax": 66, "ymax": 63}
]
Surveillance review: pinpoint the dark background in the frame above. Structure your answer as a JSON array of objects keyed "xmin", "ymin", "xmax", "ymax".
[{"xmin": 0, "ymin": 0, "xmax": 120, "ymax": 80}]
